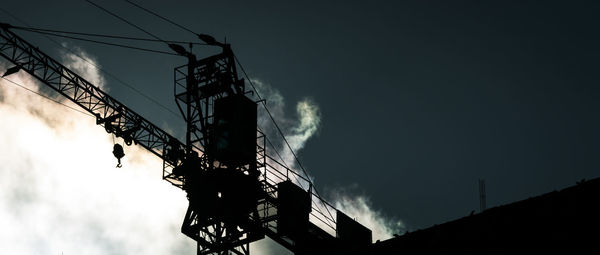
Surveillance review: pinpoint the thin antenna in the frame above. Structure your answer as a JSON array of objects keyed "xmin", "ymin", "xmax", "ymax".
[{"xmin": 479, "ymin": 179, "xmax": 487, "ymax": 212}]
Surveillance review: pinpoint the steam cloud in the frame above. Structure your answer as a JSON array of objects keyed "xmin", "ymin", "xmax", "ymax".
[
  {"xmin": 252, "ymin": 79, "xmax": 405, "ymax": 243},
  {"xmin": 61, "ymin": 44, "xmax": 106, "ymax": 90},
  {"xmin": 0, "ymin": 58, "xmax": 194, "ymax": 254},
  {"xmin": 332, "ymin": 192, "xmax": 405, "ymax": 241},
  {"xmin": 253, "ymin": 79, "xmax": 321, "ymax": 171}
]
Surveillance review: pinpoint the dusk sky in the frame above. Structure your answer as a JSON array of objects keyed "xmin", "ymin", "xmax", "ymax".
[{"xmin": 1, "ymin": 0, "xmax": 599, "ymax": 253}]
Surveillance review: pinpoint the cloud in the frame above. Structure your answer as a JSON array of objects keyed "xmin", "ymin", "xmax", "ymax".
[
  {"xmin": 252, "ymin": 78, "xmax": 320, "ymax": 151},
  {"xmin": 331, "ymin": 192, "xmax": 405, "ymax": 241},
  {"xmin": 60, "ymin": 43, "xmax": 106, "ymax": 91},
  {"xmin": 0, "ymin": 59, "xmax": 193, "ymax": 254},
  {"xmin": 250, "ymin": 79, "xmax": 405, "ymax": 243},
  {"xmin": 251, "ymin": 79, "xmax": 320, "ymax": 179},
  {"xmin": 250, "ymin": 238, "xmax": 292, "ymax": 255},
  {"xmin": 288, "ymin": 99, "xmax": 321, "ymax": 152}
]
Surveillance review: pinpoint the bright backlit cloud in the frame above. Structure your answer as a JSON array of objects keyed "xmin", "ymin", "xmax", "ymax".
[
  {"xmin": 252, "ymin": 78, "xmax": 321, "ymax": 174},
  {"xmin": 0, "ymin": 60, "xmax": 193, "ymax": 254},
  {"xmin": 332, "ymin": 191, "xmax": 405, "ymax": 241},
  {"xmin": 61, "ymin": 43, "xmax": 107, "ymax": 90},
  {"xmin": 251, "ymin": 79, "xmax": 405, "ymax": 243}
]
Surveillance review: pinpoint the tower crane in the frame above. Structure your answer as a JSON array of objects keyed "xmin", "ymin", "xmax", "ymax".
[{"xmin": 0, "ymin": 23, "xmax": 372, "ymax": 255}]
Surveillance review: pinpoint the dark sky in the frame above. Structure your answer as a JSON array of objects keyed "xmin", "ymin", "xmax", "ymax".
[{"xmin": 2, "ymin": 0, "xmax": 599, "ymax": 231}]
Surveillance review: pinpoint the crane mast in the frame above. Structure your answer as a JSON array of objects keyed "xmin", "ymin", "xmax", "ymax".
[{"xmin": 0, "ymin": 23, "xmax": 373, "ymax": 255}]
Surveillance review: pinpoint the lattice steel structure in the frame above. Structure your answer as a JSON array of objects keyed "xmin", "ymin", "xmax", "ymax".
[
  {"xmin": 0, "ymin": 23, "xmax": 187, "ymax": 183},
  {"xmin": 171, "ymin": 45, "xmax": 267, "ymax": 254}
]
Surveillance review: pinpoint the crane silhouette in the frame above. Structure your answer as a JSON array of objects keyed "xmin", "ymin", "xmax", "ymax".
[{"xmin": 0, "ymin": 23, "xmax": 372, "ymax": 255}]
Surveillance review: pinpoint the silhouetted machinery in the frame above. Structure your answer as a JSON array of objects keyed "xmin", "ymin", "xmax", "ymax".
[{"xmin": 0, "ymin": 23, "xmax": 372, "ymax": 255}]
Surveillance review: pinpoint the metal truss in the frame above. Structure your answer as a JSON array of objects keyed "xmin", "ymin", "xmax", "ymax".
[
  {"xmin": 174, "ymin": 47, "xmax": 266, "ymax": 255},
  {"xmin": 0, "ymin": 24, "xmax": 186, "ymax": 187}
]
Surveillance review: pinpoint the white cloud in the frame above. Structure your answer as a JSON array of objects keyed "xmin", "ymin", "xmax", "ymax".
[
  {"xmin": 332, "ymin": 192, "xmax": 405, "ymax": 241},
  {"xmin": 288, "ymin": 99, "xmax": 321, "ymax": 152},
  {"xmin": 251, "ymin": 79, "xmax": 321, "ymax": 179},
  {"xmin": 61, "ymin": 43, "xmax": 106, "ymax": 91},
  {"xmin": 250, "ymin": 238, "xmax": 292, "ymax": 255},
  {"xmin": 0, "ymin": 59, "xmax": 193, "ymax": 254},
  {"xmin": 251, "ymin": 79, "xmax": 405, "ymax": 243}
]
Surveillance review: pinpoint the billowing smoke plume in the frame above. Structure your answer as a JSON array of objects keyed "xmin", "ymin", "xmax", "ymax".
[
  {"xmin": 61, "ymin": 43, "xmax": 107, "ymax": 90},
  {"xmin": 288, "ymin": 99, "xmax": 321, "ymax": 152},
  {"xmin": 252, "ymin": 79, "xmax": 320, "ymax": 181},
  {"xmin": 252, "ymin": 79, "xmax": 405, "ymax": 243},
  {"xmin": 253, "ymin": 79, "xmax": 320, "ymax": 159},
  {"xmin": 331, "ymin": 191, "xmax": 405, "ymax": 241}
]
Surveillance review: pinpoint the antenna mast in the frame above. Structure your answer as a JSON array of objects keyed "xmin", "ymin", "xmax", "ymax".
[{"xmin": 479, "ymin": 179, "xmax": 487, "ymax": 212}]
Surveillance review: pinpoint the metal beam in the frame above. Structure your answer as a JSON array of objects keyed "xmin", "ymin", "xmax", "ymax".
[{"xmin": 0, "ymin": 24, "xmax": 187, "ymax": 188}]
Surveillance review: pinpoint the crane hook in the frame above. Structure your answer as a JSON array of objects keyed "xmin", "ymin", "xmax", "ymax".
[{"xmin": 112, "ymin": 143, "xmax": 125, "ymax": 168}]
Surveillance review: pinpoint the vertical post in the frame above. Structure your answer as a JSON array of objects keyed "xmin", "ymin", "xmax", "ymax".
[
  {"xmin": 185, "ymin": 57, "xmax": 194, "ymax": 154},
  {"xmin": 479, "ymin": 179, "xmax": 487, "ymax": 212}
]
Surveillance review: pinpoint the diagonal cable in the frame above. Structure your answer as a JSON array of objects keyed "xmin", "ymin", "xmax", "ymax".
[
  {"xmin": 0, "ymin": 7, "xmax": 184, "ymax": 120},
  {"xmin": 85, "ymin": 0, "xmax": 167, "ymax": 44}
]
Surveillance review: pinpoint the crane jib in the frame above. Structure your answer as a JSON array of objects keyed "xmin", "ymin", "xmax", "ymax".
[{"xmin": 0, "ymin": 24, "xmax": 187, "ymax": 188}]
